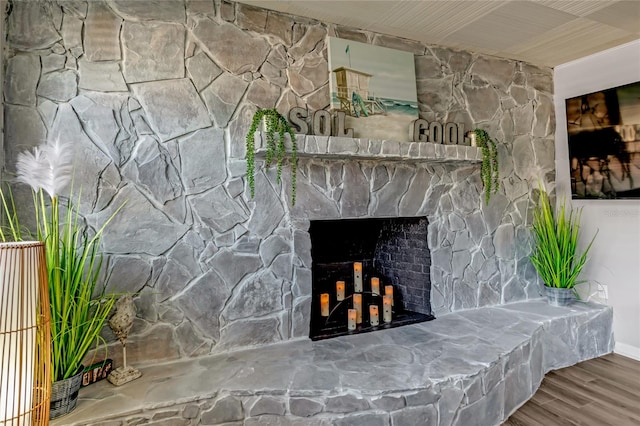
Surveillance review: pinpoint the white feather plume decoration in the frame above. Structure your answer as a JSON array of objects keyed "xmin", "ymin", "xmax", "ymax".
[{"xmin": 15, "ymin": 137, "xmax": 74, "ymax": 198}]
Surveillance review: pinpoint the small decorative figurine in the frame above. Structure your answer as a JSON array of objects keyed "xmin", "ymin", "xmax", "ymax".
[{"xmin": 107, "ymin": 295, "xmax": 142, "ymax": 386}]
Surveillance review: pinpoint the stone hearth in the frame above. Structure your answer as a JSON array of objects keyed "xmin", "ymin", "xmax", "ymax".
[{"xmin": 51, "ymin": 301, "xmax": 613, "ymax": 426}]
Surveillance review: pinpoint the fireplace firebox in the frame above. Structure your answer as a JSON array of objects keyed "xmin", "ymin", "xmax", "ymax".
[{"xmin": 309, "ymin": 217, "xmax": 435, "ymax": 340}]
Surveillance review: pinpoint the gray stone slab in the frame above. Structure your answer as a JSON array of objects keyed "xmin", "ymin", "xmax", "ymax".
[
  {"xmin": 497, "ymin": 300, "xmax": 583, "ymax": 320},
  {"xmin": 37, "ymin": 69, "xmax": 77, "ymax": 102},
  {"xmin": 470, "ymin": 57, "xmax": 516, "ymax": 91},
  {"xmin": 156, "ymin": 249, "xmax": 201, "ymax": 301},
  {"xmin": 372, "ymin": 395, "xmax": 406, "ymax": 411},
  {"xmin": 218, "ymin": 317, "xmax": 281, "ymax": 350},
  {"xmin": 201, "ymin": 396, "xmax": 243, "ymax": 424},
  {"xmin": 223, "ymin": 272, "xmax": 283, "ymax": 321},
  {"xmin": 289, "ymin": 25, "xmax": 326, "ymax": 60},
  {"xmin": 405, "ymin": 388, "xmax": 440, "ymax": 406},
  {"xmin": 41, "ymin": 53, "xmax": 66, "ymax": 74},
  {"xmin": 290, "ymin": 364, "xmax": 340, "ymax": 393},
  {"xmin": 247, "ymin": 78, "xmax": 282, "ymax": 109},
  {"xmin": 246, "ymin": 172, "xmax": 286, "ymax": 237},
  {"xmin": 325, "ymin": 394, "xmax": 369, "ymax": 413},
  {"xmin": 122, "ymin": 135, "xmax": 182, "ymax": 204},
  {"xmin": 8, "ymin": 2, "xmax": 60, "ymax": 50},
  {"xmin": 178, "ymin": 128, "xmax": 227, "ymax": 194},
  {"xmin": 70, "ymin": 93, "xmax": 130, "ymax": 165},
  {"xmin": 175, "ymin": 270, "xmax": 228, "ymax": 341},
  {"xmin": 87, "ymin": 184, "xmax": 189, "ymax": 255},
  {"xmin": 287, "ymin": 55, "xmax": 328, "ymax": 97},
  {"xmin": 78, "ymin": 59, "xmax": 128, "ymax": 92},
  {"xmin": 453, "ymin": 381, "xmax": 504, "ymax": 426},
  {"xmin": 209, "ymin": 249, "xmax": 261, "ymax": 289},
  {"xmin": 373, "ymin": 167, "xmax": 413, "ymax": 216},
  {"xmin": 399, "ymin": 168, "xmax": 430, "ymax": 216},
  {"xmin": 38, "ymin": 99, "xmax": 58, "ymax": 127},
  {"xmin": 131, "ymin": 79, "xmax": 211, "ymax": 142},
  {"xmin": 392, "ymin": 405, "xmax": 437, "ymax": 426},
  {"xmin": 437, "ymin": 383, "xmax": 465, "ymax": 426},
  {"xmin": 175, "ymin": 320, "xmax": 211, "ymax": 357},
  {"xmin": 192, "ymin": 16, "xmax": 269, "ymax": 74},
  {"xmin": 49, "ymin": 103, "xmax": 120, "ymax": 212},
  {"xmin": 249, "ymin": 396, "xmax": 286, "ymax": 416},
  {"xmin": 191, "ymin": 186, "xmax": 247, "ymax": 233},
  {"xmin": 186, "ymin": 51, "xmax": 222, "ymax": 91},
  {"xmin": 110, "ymin": 1, "xmax": 187, "ymax": 22},
  {"xmin": 105, "ymin": 255, "xmax": 152, "ymax": 294},
  {"xmin": 4, "ymin": 55, "xmax": 40, "ymax": 106},
  {"xmin": 503, "ymin": 362, "xmax": 532, "ymax": 418},
  {"xmin": 84, "ymin": 2, "xmax": 122, "ymax": 61},
  {"xmin": 62, "ymin": 14, "xmax": 83, "ymax": 56},
  {"xmin": 339, "ymin": 163, "xmax": 369, "ymax": 217},
  {"xmin": 259, "ymin": 234, "xmax": 289, "ymax": 267},
  {"xmin": 334, "ymin": 412, "xmax": 389, "ymax": 426},
  {"xmin": 289, "ymin": 398, "xmax": 323, "ymax": 417},
  {"xmin": 122, "ymin": 21, "xmax": 185, "ymax": 83},
  {"xmin": 288, "ymin": 176, "xmax": 340, "ymax": 220}
]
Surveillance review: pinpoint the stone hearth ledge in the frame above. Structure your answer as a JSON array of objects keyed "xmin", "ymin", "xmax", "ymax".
[
  {"xmin": 52, "ymin": 300, "xmax": 613, "ymax": 426},
  {"xmin": 253, "ymin": 132, "xmax": 483, "ymax": 164}
]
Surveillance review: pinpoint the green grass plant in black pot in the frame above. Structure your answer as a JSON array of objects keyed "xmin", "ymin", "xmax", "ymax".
[
  {"xmin": 1, "ymin": 137, "xmax": 124, "ymax": 419},
  {"xmin": 529, "ymin": 185, "xmax": 597, "ymax": 306}
]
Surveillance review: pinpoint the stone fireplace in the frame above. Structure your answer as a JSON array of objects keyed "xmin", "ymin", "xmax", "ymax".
[
  {"xmin": 273, "ymin": 133, "xmax": 537, "ymax": 342},
  {"xmin": 2, "ymin": 0, "xmax": 556, "ymax": 369},
  {"xmin": 308, "ymin": 216, "xmax": 434, "ymax": 340}
]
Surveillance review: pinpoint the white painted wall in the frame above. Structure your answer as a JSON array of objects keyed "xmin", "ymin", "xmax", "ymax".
[{"xmin": 554, "ymin": 40, "xmax": 640, "ymax": 360}]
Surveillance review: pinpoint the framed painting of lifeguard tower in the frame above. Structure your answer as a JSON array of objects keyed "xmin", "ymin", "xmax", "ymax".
[{"xmin": 328, "ymin": 37, "xmax": 419, "ymax": 141}]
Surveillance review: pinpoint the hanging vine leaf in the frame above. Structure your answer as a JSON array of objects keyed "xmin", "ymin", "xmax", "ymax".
[
  {"xmin": 474, "ymin": 128, "xmax": 499, "ymax": 204},
  {"xmin": 245, "ymin": 109, "xmax": 297, "ymax": 205}
]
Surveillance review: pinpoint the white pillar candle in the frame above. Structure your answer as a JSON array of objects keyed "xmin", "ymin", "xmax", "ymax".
[
  {"xmin": 369, "ymin": 305, "xmax": 379, "ymax": 326},
  {"xmin": 467, "ymin": 131, "xmax": 477, "ymax": 147},
  {"xmin": 347, "ymin": 309, "xmax": 357, "ymax": 330},
  {"xmin": 353, "ymin": 293, "xmax": 362, "ymax": 324},
  {"xmin": 371, "ymin": 277, "xmax": 380, "ymax": 295},
  {"xmin": 320, "ymin": 293, "xmax": 330, "ymax": 317},
  {"xmin": 385, "ymin": 285, "xmax": 394, "ymax": 306},
  {"xmin": 383, "ymin": 294, "xmax": 392, "ymax": 323},
  {"xmin": 353, "ymin": 262, "xmax": 363, "ymax": 293},
  {"xmin": 336, "ymin": 281, "xmax": 345, "ymax": 301}
]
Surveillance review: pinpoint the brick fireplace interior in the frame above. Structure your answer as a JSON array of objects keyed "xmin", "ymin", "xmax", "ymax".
[{"xmin": 309, "ymin": 216, "xmax": 434, "ymax": 340}]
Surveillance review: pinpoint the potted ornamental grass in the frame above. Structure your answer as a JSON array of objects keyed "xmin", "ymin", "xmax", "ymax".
[
  {"xmin": 529, "ymin": 184, "xmax": 597, "ymax": 306},
  {"xmin": 0, "ymin": 137, "xmax": 124, "ymax": 418}
]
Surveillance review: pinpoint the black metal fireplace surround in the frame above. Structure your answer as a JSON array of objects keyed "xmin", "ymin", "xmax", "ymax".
[{"xmin": 309, "ymin": 217, "xmax": 435, "ymax": 340}]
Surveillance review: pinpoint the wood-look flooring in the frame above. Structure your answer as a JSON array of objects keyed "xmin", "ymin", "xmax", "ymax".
[{"xmin": 503, "ymin": 353, "xmax": 640, "ymax": 426}]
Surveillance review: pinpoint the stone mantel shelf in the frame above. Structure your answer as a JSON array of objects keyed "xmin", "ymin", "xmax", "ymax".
[{"xmin": 254, "ymin": 132, "xmax": 483, "ymax": 164}]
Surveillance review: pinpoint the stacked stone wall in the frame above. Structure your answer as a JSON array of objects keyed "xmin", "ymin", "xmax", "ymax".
[{"xmin": 2, "ymin": 0, "xmax": 555, "ymax": 366}]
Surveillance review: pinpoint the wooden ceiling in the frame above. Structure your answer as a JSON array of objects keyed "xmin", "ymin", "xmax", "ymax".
[{"xmin": 239, "ymin": 0, "xmax": 640, "ymax": 67}]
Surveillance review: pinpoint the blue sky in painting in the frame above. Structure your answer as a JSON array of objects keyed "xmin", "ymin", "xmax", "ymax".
[{"xmin": 328, "ymin": 37, "xmax": 418, "ymax": 103}]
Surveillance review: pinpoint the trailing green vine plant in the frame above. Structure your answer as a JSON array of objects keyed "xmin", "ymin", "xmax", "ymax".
[
  {"xmin": 474, "ymin": 128, "xmax": 500, "ymax": 204},
  {"xmin": 246, "ymin": 108, "xmax": 298, "ymax": 205}
]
